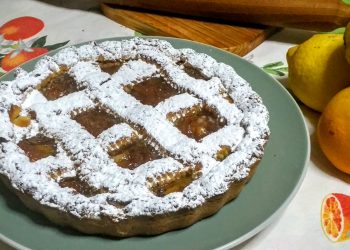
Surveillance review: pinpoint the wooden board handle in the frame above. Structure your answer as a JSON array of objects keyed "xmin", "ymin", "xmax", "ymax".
[{"xmin": 101, "ymin": 0, "xmax": 350, "ymax": 30}]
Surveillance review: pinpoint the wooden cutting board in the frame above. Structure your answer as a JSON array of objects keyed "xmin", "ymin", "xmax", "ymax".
[
  {"xmin": 100, "ymin": 3, "xmax": 277, "ymax": 56},
  {"xmin": 101, "ymin": 0, "xmax": 350, "ymax": 31}
]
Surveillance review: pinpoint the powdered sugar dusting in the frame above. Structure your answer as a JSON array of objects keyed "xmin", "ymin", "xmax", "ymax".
[{"xmin": 0, "ymin": 38, "xmax": 269, "ymax": 220}]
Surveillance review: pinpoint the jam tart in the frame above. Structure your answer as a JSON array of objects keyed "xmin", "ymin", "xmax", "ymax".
[{"xmin": 0, "ymin": 38, "xmax": 270, "ymax": 236}]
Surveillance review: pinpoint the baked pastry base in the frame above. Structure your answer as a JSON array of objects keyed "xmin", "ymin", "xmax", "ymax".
[{"xmin": 0, "ymin": 161, "xmax": 259, "ymax": 237}]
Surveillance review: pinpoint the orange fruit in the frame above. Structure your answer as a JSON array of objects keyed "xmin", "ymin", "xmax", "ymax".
[
  {"xmin": 317, "ymin": 87, "xmax": 350, "ymax": 174},
  {"xmin": 0, "ymin": 16, "xmax": 44, "ymax": 40},
  {"xmin": 1, "ymin": 47, "xmax": 48, "ymax": 71},
  {"xmin": 321, "ymin": 193, "xmax": 350, "ymax": 242}
]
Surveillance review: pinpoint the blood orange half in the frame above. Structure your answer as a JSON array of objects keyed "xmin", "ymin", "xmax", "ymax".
[{"xmin": 321, "ymin": 193, "xmax": 350, "ymax": 242}]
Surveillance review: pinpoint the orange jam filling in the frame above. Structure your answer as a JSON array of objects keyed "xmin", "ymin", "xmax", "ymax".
[
  {"xmin": 8, "ymin": 105, "xmax": 33, "ymax": 127},
  {"xmin": 98, "ymin": 60, "xmax": 123, "ymax": 74},
  {"xmin": 183, "ymin": 64, "xmax": 209, "ymax": 80},
  {"xmin": 73, "ymin": 107, "xmax": 121, "ymax": 137},
  {"xmin": 38, "ymin": 68, "xmax": 82, "ymax": 100},
  {"xmin": 124, "ymin": 77, "xmax": 178, "ymax": 106},
  {"xmin": 18, "ymin": 134, "xmax": 57, "ymax": 162},
  {"xmin": 216, "ymin": 145, "xmax": 232, "ymax": 161},
  {"xmin": 109, "ymin": 139, "xmax": 162, "ymax": 170},
  {"xmin": 59, "ymin": 176, "xmax": 107, "ymax": 197},
  {"xmin": 148, "ymin": 164, "xmax": 202, "ymax": 197},
  {"xmin": 175, "ymin": 106, "xmax": 227, "ymax": 141}
]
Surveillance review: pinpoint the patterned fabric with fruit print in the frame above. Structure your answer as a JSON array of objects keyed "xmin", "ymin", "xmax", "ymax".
[{"xmin": 0, "ymin": 16, "xmax": 69, "ymax": 76}]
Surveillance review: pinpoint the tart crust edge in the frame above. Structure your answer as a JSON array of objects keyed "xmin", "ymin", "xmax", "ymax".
[{"xmin": 0, "ymin": 160, "xmax": 260, "ymax": 237}]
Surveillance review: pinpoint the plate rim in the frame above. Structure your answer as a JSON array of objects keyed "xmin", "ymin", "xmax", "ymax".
[{"xmin": 0, "ymin": 36, "xmax": 310, "ymax": 250}]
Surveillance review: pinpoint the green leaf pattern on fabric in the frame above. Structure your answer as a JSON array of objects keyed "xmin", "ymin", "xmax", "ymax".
[
  {"xmin": 322, "ymin": 27, "xmax": 346, "ymax": 34},
  {"xmin": 134, "ymin": 31, "xmax": 143, "ymax": 37},
  {"xmin": 44, "ymin": 40, "xmax": 69, "ymax": 51},
  {"xmin": 262, "ymin": 61, "xmax": 288, "ymax": 77},
  {"xmin": 31, "ymin": 36, "xmax": 47, "ymax": 47}
]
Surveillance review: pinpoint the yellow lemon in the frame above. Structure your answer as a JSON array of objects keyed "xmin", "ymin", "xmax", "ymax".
[
  {"xmin": 317, "ymin": 87, "xmax": 350, "ymax": 174},
  {"xmin": 287, "ymin": 34, "xmax": 350, "ymax": 112}
]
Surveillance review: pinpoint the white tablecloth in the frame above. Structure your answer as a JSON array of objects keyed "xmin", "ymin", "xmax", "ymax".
[{"xmin": 0, "ymin": 1, "xmax": 349, "ymax": 249}]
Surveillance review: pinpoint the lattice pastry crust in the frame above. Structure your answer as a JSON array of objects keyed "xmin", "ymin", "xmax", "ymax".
[{"xmin": 0, "ymin": 38, "xmax": 269, "ymax": 236}]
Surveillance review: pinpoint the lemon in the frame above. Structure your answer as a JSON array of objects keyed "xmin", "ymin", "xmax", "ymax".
[
  {"xmin": 317, "ymin": 87, "xmax": 350, "ymax": 174},
  {"xmin": 287, "ymin": 34, "xmax": 350, "ymax": 112}
]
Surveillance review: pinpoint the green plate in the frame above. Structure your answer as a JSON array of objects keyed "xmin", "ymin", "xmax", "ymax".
[{"xmin": 0, "ymin": 37, "xmax": 309, "ymax": 250}]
